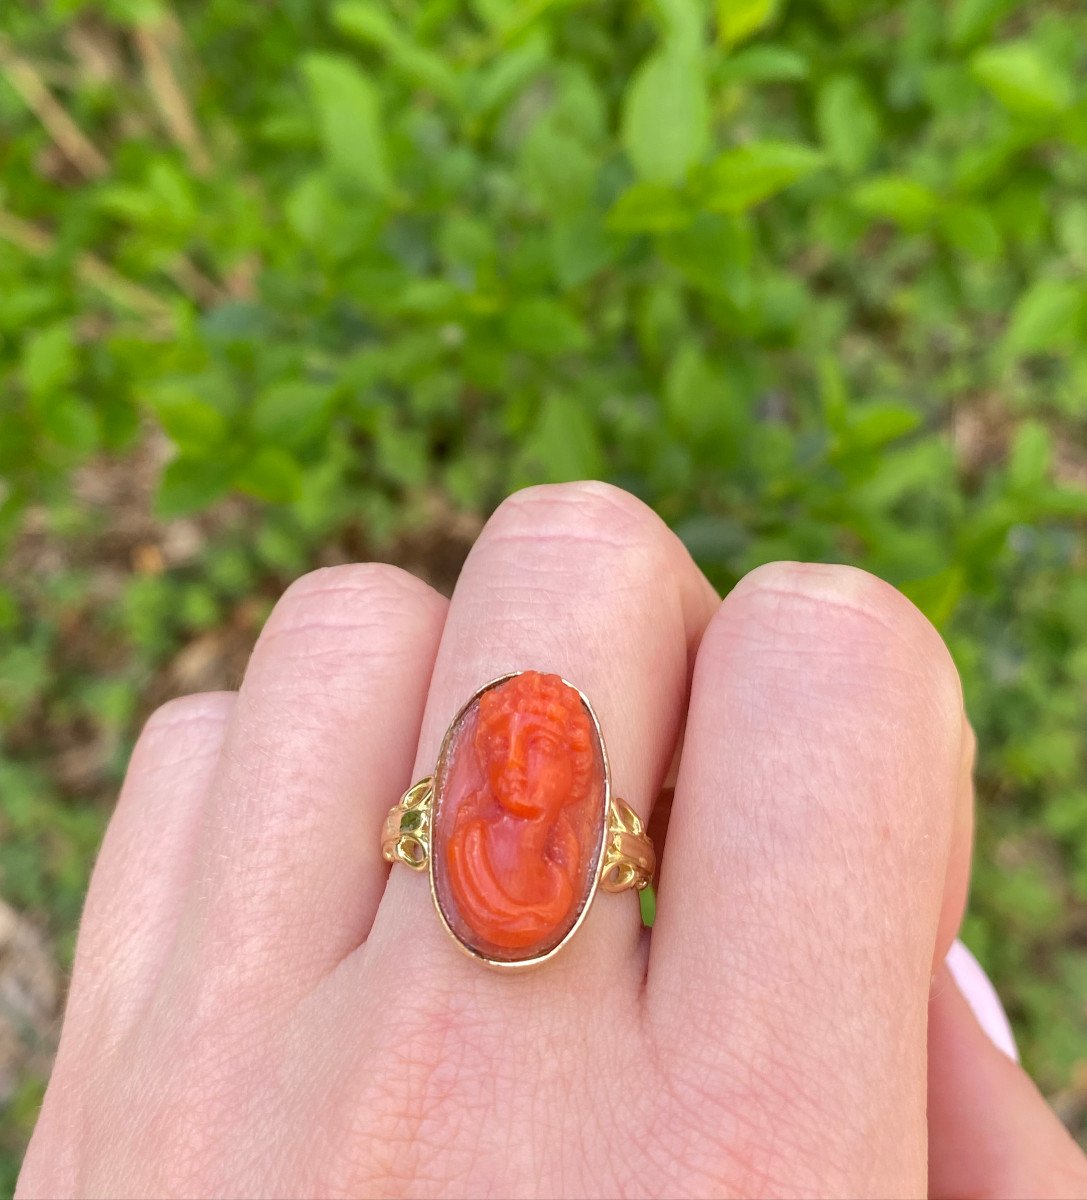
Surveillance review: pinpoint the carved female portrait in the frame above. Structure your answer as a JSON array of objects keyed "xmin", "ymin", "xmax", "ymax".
[{"xmin": 432, "ymin": 671, "xmax": 607, "ymax": 962}]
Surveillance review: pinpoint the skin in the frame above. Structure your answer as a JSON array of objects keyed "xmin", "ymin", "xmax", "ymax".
[{"xmin": 17, "ymin": 481, "xmax": 1087, "ymax": 1199}]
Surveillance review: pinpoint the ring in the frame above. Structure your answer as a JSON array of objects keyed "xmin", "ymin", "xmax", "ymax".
[{"xmin": 381, "ymin": 670, "xmax": 655, "ymax": 970}]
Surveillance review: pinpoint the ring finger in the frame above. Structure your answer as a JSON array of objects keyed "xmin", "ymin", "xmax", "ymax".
[{"xmin": 366, "ymin": 481, "xmax": 719, "ymax": 990}]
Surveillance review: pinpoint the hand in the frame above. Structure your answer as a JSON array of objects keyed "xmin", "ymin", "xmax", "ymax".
[{"xmin": 18, "ymin": 483, "xmax": 1087, "ymax": 1198}]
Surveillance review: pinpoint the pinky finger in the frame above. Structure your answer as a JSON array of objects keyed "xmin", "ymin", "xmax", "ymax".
[
  {"xmin": 61, "ymin": 692, "xmax": 235, "ymax": 1044},
  {"xmin": 928, "ymin": 945, "xmax": 1087, "ymax": 1198}
]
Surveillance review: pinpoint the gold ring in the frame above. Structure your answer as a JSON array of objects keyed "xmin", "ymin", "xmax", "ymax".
[{"xmin": 381, "ymin": 670, "xmax": 655, "ymax": 970}]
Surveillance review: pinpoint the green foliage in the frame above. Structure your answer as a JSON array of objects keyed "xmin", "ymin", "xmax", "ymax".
[
  {"xmin": 717, "ymin": 0, "xmax": 779, "ymax": 49},
  {"xmin": 622, "ymin": 44, "xmax": 710, "ymax": 185},
  {"xmin": 816, "ymin": 75, "xmax": 880, "ymax": 177},
  {"xmin": 970, "ymin": 40, "xmax": 1074, "ymax": 117},
  {"xmin": 302, "ymin": 53, "xmax": 393, "ymax": 196},
  {"xmin": 2, "ymin": 0, "xmax": 1087, "ymax": 1174}
]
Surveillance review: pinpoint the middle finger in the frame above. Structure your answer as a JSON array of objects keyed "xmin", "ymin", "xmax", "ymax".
[{"xmin": 366, "ymin": 481, "xmax": 719, "ymax": 995}]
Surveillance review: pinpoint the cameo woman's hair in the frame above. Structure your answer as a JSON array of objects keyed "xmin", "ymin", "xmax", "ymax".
[{"xmin": 475, "ymin": 673, "xmax": 596, "ymax": 804}]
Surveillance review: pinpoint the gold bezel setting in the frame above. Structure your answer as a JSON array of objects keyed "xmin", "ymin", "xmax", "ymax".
[{"xmin": 380, "ymin": 671, "xmax": 654, "ymax": 971}]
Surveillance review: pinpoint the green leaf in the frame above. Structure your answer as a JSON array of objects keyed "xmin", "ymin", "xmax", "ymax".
[
  {"xmin": 1056, "ymin": 200, "xmax": 1087, "ymax": 264},
  {"xmin": 947, "ymin": 0, "xmax": 1019, "ymax": 48},
  {"xmin": 157, "ymin": 454, "xmax": 236, "ymax": 518},
  {"xmin": 636, "ymin": 282, "xmax": 687, "ymax": 364},
  {"xmin": 607, "ymin": 181, "xmax": 693, "ymax": 233},
  {"xmin": 21, "ymin": 323, "xmax": 76, "ymax": 398},
  {"xmin": 302, "ymin": 53, "xmax": 392, "ymax": 195},
  {"xmin": 277, "ymin": 165, "xmax": 315, "ymax": 231},
  {"xmin": 716, "ymin": 43, "xmax": 808, "ymax": 84},
  {"xmin": 1003, "ymin": 279, "xmax": 1084, "ymax": 360},
  {"xmin": 519, "ymin": 395, "xmax": 604, "ymax": 482},
  {"xmin": 40, "ymin": 398, "xmax": 98, "ymax": 453},
  {"xmin": 469, "ymin": 31, "xmax": 550, "ymax": 117},
  {"xmin": 438, "ymin": 214, "xmax": 495, "ymax": 270},
  {"xmin": 851, "ymin": 174, "xmax": 940, "ymax": 230},
  {"xmin": 655, "ymin": 0, "xmax": 706, "ymax": 55},
  {"xmin": 234, "ymin": 447, "xmax": 304, "ymax": 503},
  {"xmin": 900, "ymin": 566, "xmax": 965, "ymax": 628},
  {"xmin": 621, "ymin": 47, "xmax": 710, "ymax": 184},
  {"xmin": 373, "ymin": 409, "xmax": 429, "ymax": 487},
  {"xmin": 504, "ymin": 297, "xmax": 589, "ymax": 355},
  {"xmin": 717, "ymin": 0, "xmax": 778, "ymax": 48},
  {"xmin": 520, "ymin": 120, "xmax": 597, "ymax": 213},
  {"xmin": 816, "ymin": 75, "xmax": 880, "ymax": 176},
  {"xmin": 839, "ymin": 402, "xmax": 921, "ymax": 451},
  {"xmin": 818, "ymin": 355, "xmax": 849, "ymax": 430},
  {"xmin": 703, "ymin": 141, "xmax": 825, "ymax": 213},
  {"xmin": 971, "ymin": 42, "xmax": 1074, "ymax": 117},
  {"xmin": 660, "ymin": 212, "xmax": 753, "ymax": 302},
  {"xmin": 674, "ymin": 514, "xmax": 747, "ymax": 564},
  {"xmin": 1008, "ymin": 420, "xmax": 1051, "ymax": 489},
  {"xmin": 939, "ymin": 202, "xmax": 1003, "ymax": 260},
  {"xmin": 549, "ymin": 212, "xmax": 616, "ymax": 288},
  {"xmin": 665, "ymin": 341, "xmax": 724, "ymax": 438},
  {"xmin": 146, "ymin": 386, "xmax": 228, "ymax": 451},
  {"xmin": 251, "ymin": 382, "xmax": 334, "ymax": 449},
  {"xmin": 332, "ymin": 1, "xmax": 460, "ymax": 103}
]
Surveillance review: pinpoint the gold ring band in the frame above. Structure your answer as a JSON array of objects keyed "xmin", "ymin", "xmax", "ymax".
[{"xmin": 381, "ymin": 670, "xmax": 655, "ymax": 970}]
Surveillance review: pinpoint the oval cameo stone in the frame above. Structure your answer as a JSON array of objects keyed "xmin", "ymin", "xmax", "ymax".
[{"xmin": 431, "ymin": 671, "xmax": 608, "ymax": 964}]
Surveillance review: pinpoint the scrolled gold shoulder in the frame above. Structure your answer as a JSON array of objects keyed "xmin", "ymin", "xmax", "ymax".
[
  {"xmin": 381, "ymin": 776, "xmax": 433, "ymax": 871},
  {"xmin": 599, "ymin": 797, "xmax": 655, "ymax": 894}
]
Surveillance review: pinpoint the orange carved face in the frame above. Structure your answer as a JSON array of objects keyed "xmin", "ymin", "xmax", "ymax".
[
  {"xmin": 475, "ymin": 673, "xmax": 594, "ymax": 822},
  {"xmin": 433, "ymin": 671, "xmax": 607, "ymax": 962}
]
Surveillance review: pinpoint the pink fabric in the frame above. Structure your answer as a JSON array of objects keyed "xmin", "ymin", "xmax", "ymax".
[{"xmin": 945, "ymin": 938, "xmax": 1019, "ymax": 1062}]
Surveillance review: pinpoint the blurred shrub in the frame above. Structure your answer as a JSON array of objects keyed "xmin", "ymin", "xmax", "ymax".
[{"xmin": 1, "ymin": 0, "xmax": 1087, "ymax": 1173}]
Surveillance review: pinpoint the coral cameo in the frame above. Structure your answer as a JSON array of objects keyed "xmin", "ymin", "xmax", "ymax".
[{"xmin": 431, "ymin": 671, "xmax": 607, "ymax": 964}]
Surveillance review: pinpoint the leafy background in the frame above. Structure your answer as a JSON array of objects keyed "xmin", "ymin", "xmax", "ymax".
[{"xmin": 2, "ymin": 0, "xmax": 1087, "ymax": 1185}]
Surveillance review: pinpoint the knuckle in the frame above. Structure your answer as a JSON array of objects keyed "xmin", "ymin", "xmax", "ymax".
[
  {"xmin": 261, "ymin": 562, "xmax": 442, "ymax": 650},
  {"xmin": 139, "ymin": 692, "xmax": 235, "ymax": 744},
  {"xmin": 713, "ymin": 560, "xmax": 962, "ymax": 726},
  {"xmin": 484, "ymin": 481, "xmax": 674, "ymax": 570},
  {"xmin": 731, "ymin": 559, "xmax": 911, "ymax": 624}
]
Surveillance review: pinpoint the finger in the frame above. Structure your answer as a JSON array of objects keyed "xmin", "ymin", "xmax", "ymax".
[
  {"xmin": 647, "ymin": 562, "xmax": 965, "ymax": 1196},
  {"xmin": 183, "ymin": 563, "xmax": 447, "ymax": 1001},
  {"xmin": 61, "ymin": 692, "xmax": 234, "ymax": 1042},
  {"xmin": 367, "ymin": 481, "xmax": 719, "ymax": 988},
  {"xmin": 929, "ymin": 948, "xmax": 1087, "ymax": 1198},
  {"xmin": 934, "ymin": 715, "xmax": 975, "ymax": 965}
]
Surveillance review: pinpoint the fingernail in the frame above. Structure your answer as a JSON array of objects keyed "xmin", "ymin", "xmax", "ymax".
[{"xmin": 945, "ymin": 938, "xmax": 1019, "ymax": 1062}]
